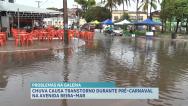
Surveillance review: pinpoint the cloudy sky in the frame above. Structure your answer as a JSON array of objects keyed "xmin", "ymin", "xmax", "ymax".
[{"xmin": 15, "ymin": 0, "xmax": 160, "ymax": 11}]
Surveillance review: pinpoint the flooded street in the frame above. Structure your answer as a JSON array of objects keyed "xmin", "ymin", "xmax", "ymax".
[{"xmin": 0, "ymin": 34, "xmax": 188, "ymax": 106}]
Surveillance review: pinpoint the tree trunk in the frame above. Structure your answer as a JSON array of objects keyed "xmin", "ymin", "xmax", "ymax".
[
  {"xmin": 149, "ymin": 0, "xmax": 153, "ymax": 31},
  {"xmin": 63, "ymin": 0, "xmax": 68, "ymax": 44},
  {"xmin": 164, "ymin": 19, "xmax": 167, "ymax": 32},
  {"xmin": 146, "ymin": 0, "xmax": 149, "ymax": 30},
  {"xmin": 123, "ymin": 1, "xmax": 125, "ymax": 11},
  {"xmin": 136, "ymin": 0, "xmax": 138, "ymax": 21},
  {"xmin": 161, "ymin": 19, "xmax": 164, "ymax": 33},
  {"xmin": 110, "ymin": 6, "xmax": 112, "ymax": 15},
  {"xmin": 136, "ymin": 0, "xmax": 139, "ymax": 30},
  {"xmin": 169, "ymin": 19, "xmax": 172, "ymax": 32},
  {"xmin": 150, "ymin": 0, "xmax": 152, "ymax": 19},
  {"xmin": 147, "ymin": 0, "xmax": 149, "ymax": 18},
  {"xmin": 175, "ymin": 19, "xmax": 180, "ymax": 33},
  {"xmin": 186, "ymin": 18, "xmax": 188, "ymax": 34}
]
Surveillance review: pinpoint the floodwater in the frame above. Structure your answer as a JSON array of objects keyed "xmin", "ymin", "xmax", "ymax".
[{"xmin": 0, "ymin": 34, "xmax": 188, "ymax": 106}]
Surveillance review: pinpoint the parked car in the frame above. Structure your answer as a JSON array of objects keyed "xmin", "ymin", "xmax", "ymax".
[
  {"xmin": 113, "ymin": 27, "xmax": 123, "ymax": 36},
  {"xmin": 80, "ymin": 23, "xmax": 95, "ymax": 32}
]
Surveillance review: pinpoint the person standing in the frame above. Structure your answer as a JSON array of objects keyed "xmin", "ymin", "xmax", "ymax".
[{"xmin": 152, "ymin": 26, "xmax": 156, "ymax": 36}]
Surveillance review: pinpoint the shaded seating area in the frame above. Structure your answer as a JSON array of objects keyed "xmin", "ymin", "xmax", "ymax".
[
  {"xmin": 0, "ymin": 2, "xmax": 95, "ymax": 47},
  {"xmin": 133, "ymin": 18, "xmax": 161, "ymax": 26},
  {"xmin": 0, "ymin": 32, "xmax": 7, "ymax": 46},
  {"xmin": 7, "ymin": 27, "xmax": 95, "ymax": 46}
]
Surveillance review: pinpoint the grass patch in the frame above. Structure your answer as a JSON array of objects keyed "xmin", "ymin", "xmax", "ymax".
[{"xmin": 123, "ymin": 30, "xmax": 146, "ymax": 37}]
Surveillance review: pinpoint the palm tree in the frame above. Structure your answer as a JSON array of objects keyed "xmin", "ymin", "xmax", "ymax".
[
  {"xmin": 74, "ymin": 0, "xmax": 96, "ymax": 12},
  {"xmin": 136, "ymin": 0, "xmax": 140, "ymax": 22},
  {"xmin": 118, "ymin": 0, "xmax": 130, "ymax": 11},
  {"xmin": 63, "ymin": 0, "xmax": 68, "ymax": 44},
  {"xmin": 103, "ymin": 0, "xmax": 118, "ymax": 13},
  {"xmin": 139, "ymin": 0, "xmax": 149, "ymax": 18},
  {"xmin": 139, "ymin": 0, "xmax": 160, "ymax": 18},
  {"xmin": 149, "ymin": 0, "xmax": 160, "ymax": 19}
]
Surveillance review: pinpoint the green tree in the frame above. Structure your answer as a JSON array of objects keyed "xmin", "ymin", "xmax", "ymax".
[
  {"xmin": 46, "ymin": 7, "xmax": 59, "ymax": 11},
  {"xmin": 119, "ymin": 12, "xmax": 130, "ymax": 21},
  {"xmin": 84, "ymin": 6, "xmax": 112, "ymax": 22},
  {"xmin": 74, "ymin": 0, "xmax": 96, "ymax": 12},
  {"xmin": 160, "ymin": 0, "xmax": 174, "ymax": 32},
  {"xmin": 136, "ymin": 0, "xmax": 140, "ymax": 22},
  {"xmin": 173, "ymin": 0, "xmax": 188, "ymax": 33},
  {"xmin": 118, "ymin": 0, "xmax": 130, "ymax": 11},
  {"xmin": 160, "ymin": 0, "xmax": 188, "ymax": 33},
  {"xmin": 104, "ymin": 0, "xmax": 118, "ymax": 13},
  {"xmin": 139, "ymin": 0, "xmax": 159, "ymax": 18},
  {"xmin": 100, "ymin": 0, "xmax": 130, "ymax": 13}
]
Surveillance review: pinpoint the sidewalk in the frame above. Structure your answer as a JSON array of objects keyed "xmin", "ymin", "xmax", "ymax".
[{"xmin": 0, "ymin": 38, "xmax": 85, "ymax": 53}]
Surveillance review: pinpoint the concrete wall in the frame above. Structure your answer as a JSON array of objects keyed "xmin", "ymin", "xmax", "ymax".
[
  {"xmin": 3, "ymin": 0, "xmax": 14, "ymax": 3},
  {"xmin": 1, "ymin": 16, "xmax": 10, "ymax": 34},
  {"xmin": 112, "ymin": 10, "xmax": 147, "ymax": 22}
]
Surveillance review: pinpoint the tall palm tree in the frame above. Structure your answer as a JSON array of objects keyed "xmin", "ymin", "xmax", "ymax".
[
  {"xmin": 149, "ymin": 0, "xmax": 160, "ymax": 19},
  {"xmin": 74, "ymin": 0, "xmax": 96, "ymax": 12},
  {"xmin": 103, "ymin": 0, "xmax": 118, "ymax": 13},
  {"xmin": 118, "ymin": 0, "xmax": 130, "ymax": 11},
  {"xmin": 139, "ymin": 0, "xmax": 160, "ymax": 18},
  {"xmin": 139, "ymin": 0, "xmax": 149, "ymax": 18},
  {"xmin": 136, "ymin": 0, "xmax": 140, "ymax": 22}
]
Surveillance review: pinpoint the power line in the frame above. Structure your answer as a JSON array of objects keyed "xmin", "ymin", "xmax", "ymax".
[
  {"xmin": 40, "ymin": 0, "xmax": 49, "ymax": 7},
  {"xmin": 35, "ymin": 0, "xmax": 42, "ymax": 8}
]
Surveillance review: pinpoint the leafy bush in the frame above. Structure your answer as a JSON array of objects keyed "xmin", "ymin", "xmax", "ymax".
[
  {"xmin": 123, "ymin": 30, "xmax": 146, "ymax": 36},
  {"xmin": 134, "ymin": 30, "xmax": 146, "ymax": 36},
  {"xmin": 84, "ymin": 6, "xmax": 111, "ymax": 22}
]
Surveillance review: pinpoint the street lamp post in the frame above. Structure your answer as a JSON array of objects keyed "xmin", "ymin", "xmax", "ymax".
[
  {"xmin": 73, "ymin": 4, "xmax": 79, "ymax": 30},
  {"xmin": 63, "ymin": 0, "xmax": 69, "ymax": 44},
  {"xmin": 17, "ymin": 8, "xmax": 20, "ymax": 46}
]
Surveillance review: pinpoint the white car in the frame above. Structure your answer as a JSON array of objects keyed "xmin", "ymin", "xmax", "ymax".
[{"xmin": 113, "ymin": 27, "xmax": 123, "ymax": 36}]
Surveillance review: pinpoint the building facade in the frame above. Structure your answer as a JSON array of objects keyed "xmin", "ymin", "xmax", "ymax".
[
  {"xmin": 112, "ymin": 10, "xmax": 147, "ymax": 22},
  {"xmin": 0, "ymin": 0, "xmax": 14, "ymax": 3},
  {"xmin": 0, "ymin": 0, "xmax": 60, "ymax": 36},
  {"xmin": 151, "ymin": 11, "xmax": 161, "ymax": 22}
]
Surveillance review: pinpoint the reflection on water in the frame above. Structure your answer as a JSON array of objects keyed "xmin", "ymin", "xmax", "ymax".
[{"xmin": 0, "ymin": 35, "xmax": 188, "ymax": 106}]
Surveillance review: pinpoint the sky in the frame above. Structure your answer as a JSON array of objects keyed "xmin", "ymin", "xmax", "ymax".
[{"xmin": 14, "ymin": 0, "xmax": 161, "ymax": 12}]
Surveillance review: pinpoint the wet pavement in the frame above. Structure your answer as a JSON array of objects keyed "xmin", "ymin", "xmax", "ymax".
[
  {"xmin": 0, "ymin": 33, "xmax": 188, "ymax": 106},
  {"xmin": 0, "ymin": 38, "xmax": 85, "ymax": 52}
]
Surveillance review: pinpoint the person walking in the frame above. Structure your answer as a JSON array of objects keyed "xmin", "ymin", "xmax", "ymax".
[{"xmin": 152, "ymin": 26, "xmax": 156, "ymax": 36}]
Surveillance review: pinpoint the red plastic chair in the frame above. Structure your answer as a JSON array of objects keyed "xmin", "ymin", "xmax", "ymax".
[
  {"xmin": 79, "ymin": 31, "xmax": 85, "ymax": 39},
  {"xmin": 0, "ymin": 32, "xmax": 6, "ymax": 46},
  {"xmin": 85, "ymin": 31, "xmax": 90, "ymax": 39},
  {"xmin": 11, "ymin": 29, "xmax": 20, "ymax": 46},
  {"xmin": 0, "ymin": 37, "xmax": 4, "ymax": 46},
  {"xmin": 88, "ymin": 31, "xmax": 94, "ymax": 40},
  {"xmin": 19, "ymin": 31, "xmax": 28, "ymax": 46},
  {"xmin": 27, "ymin": 33, "xmax": 33, "ymax": 45},
  {"xmin": 68, "ymin": 30, "xmax": 74, "ymax": 41},
  {"xmin": 47, "ymin": 30, "xmax": 55, "ymax": 41},
  {"xmin": 57, "ymin": 30, "xmax": 64, "ymax": 40},
  {"xmin": 75, "ymin": 30, "xmax": 80, "ymax": 38},
  {"xmin": 38, "ymin": 30, "xmax": 48, "ymax": 40}
]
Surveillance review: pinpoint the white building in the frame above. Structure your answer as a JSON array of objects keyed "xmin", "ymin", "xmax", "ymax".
[
  {"xmin": 43, "ymin": 17, "xmax": 76, "ymax": 28},
  {"xmin": 0, "ymin": 0, "xmax": 61, "ymax": 36}
]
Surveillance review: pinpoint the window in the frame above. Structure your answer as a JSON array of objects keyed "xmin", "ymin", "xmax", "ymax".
[
  {"xmin": 114, "ymin": 16, "xmax": 119, "ymax": 21},
  {"xmin": 130, "ymin": 16, "xmax": 136, "ymax": 20},
  {"xmin": 8, "ymin": 0, "xmax": 14, "ymax": 3},
  {"xmin": 138, "ymin": 16, "xmax": 143, "ymax": 21},
  {"xmin": 130, "ymin": 16, "xmax": 143, "ymax": 21},
  {"xmin": 48, "ymin": 21, "xmax": 52, "ymax": 25}
]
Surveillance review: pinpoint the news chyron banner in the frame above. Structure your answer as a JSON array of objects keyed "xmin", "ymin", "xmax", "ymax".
[{"xmin": 31, "ymin": 82, "xmax": 159, "ymax": 99}]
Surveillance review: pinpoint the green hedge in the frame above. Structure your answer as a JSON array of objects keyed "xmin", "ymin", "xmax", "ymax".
[
  {"xmin": 123, "ymin": 30, "xmax": 146, "ymax": 36},
  {"xmin": 134, "ymin": 30, "xmax": 146, "ymax": 36}
]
